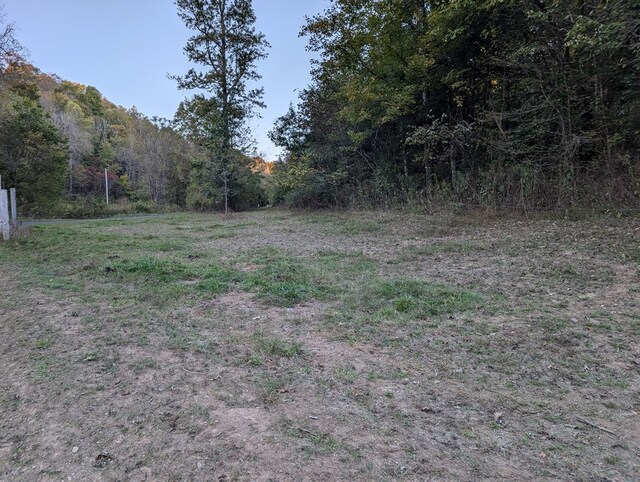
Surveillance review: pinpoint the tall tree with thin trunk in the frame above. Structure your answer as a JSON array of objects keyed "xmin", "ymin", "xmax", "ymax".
[{"xmin": 172, "ymin": 0, "xmax": 269, "ymax": 214}]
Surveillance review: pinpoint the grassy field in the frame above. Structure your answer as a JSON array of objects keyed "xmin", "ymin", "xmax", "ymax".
[{"xmin": 0, "ymin": 209, "xmax": 638, "ymax": 481}]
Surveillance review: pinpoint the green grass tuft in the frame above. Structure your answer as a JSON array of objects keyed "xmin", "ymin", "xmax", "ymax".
[
  {"xmin": 242, "ymin": 248, "xmax": 330, "ymax": 306},
  {"xmin": 370, "ymin": 279, "xmax": 485, "ymax": 317},
  {"xmin": 196, "ymin": 265, "xmax": 244, "ymax": 295},
  {"xmin": 255, "ymin": 336, "xmax": 304, "ymax": 358}
]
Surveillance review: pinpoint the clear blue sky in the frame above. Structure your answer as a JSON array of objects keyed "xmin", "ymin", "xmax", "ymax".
[{"xmin": 2, "ymin": 0, "xmax": 329, "ymax": 160}]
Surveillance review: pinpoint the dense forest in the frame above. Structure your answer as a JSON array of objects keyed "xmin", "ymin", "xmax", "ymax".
[
  {"xmin": 1, "ymin": 1, "xmax": 638, "ymax": 216},
  {"xmin": 271, "ymin": 0, "xmax": 639, "ymax": 210}
]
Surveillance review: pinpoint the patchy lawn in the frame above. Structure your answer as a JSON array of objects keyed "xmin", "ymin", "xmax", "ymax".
[{"xmin": 0, "ymin": 209, "xmax": 638, "ymax": 481}]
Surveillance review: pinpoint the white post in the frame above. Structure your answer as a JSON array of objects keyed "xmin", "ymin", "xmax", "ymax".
[
  {"xmin": 9, "ymin": 188, "xmax": 16, "ymax": 225},
  {"xmin": 105, "ymin": 168, "xmax": 109, "ymax": 205},
  {"xmin": 1, "ymin": 189, "xmax": 9, "ymax": 241}
]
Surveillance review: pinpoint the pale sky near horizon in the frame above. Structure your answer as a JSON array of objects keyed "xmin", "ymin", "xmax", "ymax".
[{"xmin": 1, "ymin": 0, "xmax": 330, "ymax": 160}]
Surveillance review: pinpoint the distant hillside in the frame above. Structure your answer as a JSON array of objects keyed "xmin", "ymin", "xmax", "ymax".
[
  {"xmin": 0, "ymin": 59, "xmax": 196, "ymax": 215},
  {"xmin": 252, "ymin": 156, "xmax": 274, "ymax": 175},
  {"xmin": 0, "ymin": 59, "xmax": 266, "ymax": 216}
]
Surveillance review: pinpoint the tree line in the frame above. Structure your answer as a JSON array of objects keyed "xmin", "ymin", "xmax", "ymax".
[
  {"xmin": 1, "ymin": 1, "xmax": 638, "ymax": 216},
  {"xmin": 270, "ymin": 0, "xmax": 639, "ymax": 210}
]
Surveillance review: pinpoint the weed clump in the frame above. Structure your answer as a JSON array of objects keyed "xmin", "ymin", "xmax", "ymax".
[
  {"xmin": 370, "ymin": 279, "xmax": 484, "ymax": 317},
  {"xmin": 242, "ymin": 248, "xmax": 330, "ymax": 306}
]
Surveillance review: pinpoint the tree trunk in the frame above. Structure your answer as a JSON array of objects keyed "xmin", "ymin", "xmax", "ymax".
[
  {"xmin": 402, "ymin": 148, "xmax": 408, "ymax": 179},
  {"xmin": 425, "ymin": 160, "xmax": 431, "ymax": 197},
  {"xmin": 223, "ymin": 169, "xmax": 229, "ymax": 216},
  {"xmin": 450, "ymin": 144, "xmax": 457, "ymax": 195},
  {"xmin": 68, "ymin": 158, "xmax": 73, "ymax": 195}
]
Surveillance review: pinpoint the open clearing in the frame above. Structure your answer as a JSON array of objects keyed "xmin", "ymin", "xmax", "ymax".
[{"xmin": 1, "ymin": 209, "xmax": 639, "ymax": 481}]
